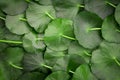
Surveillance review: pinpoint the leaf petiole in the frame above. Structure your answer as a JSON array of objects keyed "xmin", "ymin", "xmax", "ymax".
[
  {"xmin": 41, "ymin": 64, "xmax": 53, "ymax": 70},
  {"xmin": 36, "ymin": 38, "xmax": 44, "ymax": 41},
  {"xmin": 45, "ymin": 12, "xmax": 55, "ymax": 20},
  {"xmin": 83, "ymin": 51, "xmax": 92, "ymax": 57},
  {"xmin": 0, "ymin": 39, "xmax": 22, "ymax": 44},
  {"xmin": 113, "ymin": 57, "xmax": 120, "ymax": 66},
  {"xmin": 0, "ymin": 16, "xmax": 5, "ymax": 21},
  {"xmin": 77, "ymin": 4, "xmax": 84, "ymax": 8},
  {"xmin": 105, "ymin": 1, "xmax": 116, "ymax": 8},
  {"xmin": 9, "ymin": 62, "xmax": 23, "ymax": 70},
  {"xmin": 60, "ymin": 34, "xmax": 76, "ymax": 40},
  {"xmin": 87, "ymin": 28, "xmax": 101, "ymax": 32},
  {"xmin": 69, "ymin": 70, "xmax": 75, "ymax": 74},
  {"xmin": 19, "ymin": 17, "xmax": 27, "ymax": 22},
  {"xmin": 116, "ymin": 29, "xmax": 120, "ymax": 33}
]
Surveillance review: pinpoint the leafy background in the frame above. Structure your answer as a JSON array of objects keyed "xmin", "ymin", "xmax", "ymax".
[{"xmin": 0, "ymin": 0, "xmax": 120, "ymax": 80}]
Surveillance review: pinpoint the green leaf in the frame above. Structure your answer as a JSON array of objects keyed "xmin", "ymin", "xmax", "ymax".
[
  {"xmin": 74, "ymin": 11, "xmax": 102, "ymax": 49},
  {"xmin": 45, "ymin": 71, "xmax": 70, "ymax": 80},
  {"xmin": 85, "ymin": 0, "xmax": 114, "ymax": 19},
  {"xmin": 115, "ymin": 3, "xmax": 120, "ymax": 25},
  {"xmin": 26, "ymin": 2, "xmax": 56, "ymax": 33},
  {"xmin": 23, "ymin": 53, "xmax": 47, "ymax": 72},
  {"xmin": 23, "ymin": 32, "xmax": 46, "ymax": 53},
  {"xmin": 44, "ymin": 48, "xmax": 66, "ymax": 66},
  {"xmin": 91, "ymin": 41, "xmax": 120, "ymax": 80},
  {"xmin": 44, "ymin": 18, "xmax": 75, "ymax": 51},
  {"xmin": 0, "ymin": 0, "xmax": 28, "ymax": 15},
  {"xmin": 72, "ymin": 64, "xmax": 97, "ymax": 80},
  {"xmin": 68, "ymin": 41, "xmax": 91, "ymax": 63},
  {"xmin": 5, "ymin": 14, "xmax": 30, "ymax": 35},
  {"xmin": 102, "ymin": 15, "xmax": 120, "ymax": 43},
  {"xmin": 4, "ymin": 47, "xmax": 24, "ymax": 69}
]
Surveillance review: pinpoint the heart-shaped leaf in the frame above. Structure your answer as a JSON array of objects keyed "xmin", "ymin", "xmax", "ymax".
[
  {"xmin": 5, "ymin": 14, "xmax": 30, "ymax": 35},
  {"xmin": 102, "ymin": 15, "xmax": 120, "ymax": 43},
  {"xmin": 74, "ymin": 11, "xmax": 102, "ymax": 49},
  {"xmin": 26, "ymin": 2, "xmax": 56, "ymax": 33},
  {"xmin": 44, "ymin": 18, "xmax": 75, "ymax": 51},
  {"xmin": 91, "ymin": 41, "xmax": 120, "ymax": 80}
]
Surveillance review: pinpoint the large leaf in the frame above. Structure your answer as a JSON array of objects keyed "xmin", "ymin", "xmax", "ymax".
[
  {"xmin": 85, "ymin": 0, "xmax": 114, "ymax": 19},
  {"xmin": 44, "ymin": 18, "xmax": 74, "ymax": 51},
  {"xmin": 45, "ymin": 71, "xmax": 70, "ymax": 80},
  {"xmin": 26, "ymin": 2, "xmax": 56, "ymax": 33},
  {"xmin": 102, "ymin": 15, "xmax": 120, "ymax": 43},
  {"xmin": 68, "ymin": 41, "xmax": 91, "ymax": 63},
  {"xmin": 5, "ymin": 14, "xmax": 30, "ymax": 35},
  {"xmin": 74, "ymin": 11, "xmax": 102, "ymax": 49},
  {"xmin": 72, "ymin": 64, "xmax": 97, "ymax": 80},
  {"xmin": 4, "ymin": 47, "xmax": 24, "ymax": 68},
  {"xmin": 23, "ymin": 53, "xmax": 47, "ymax": 72},
  {"xmin": 23, "ymin": 32, "xmax": 46, "ymax": 53},
  {"xmin": 91, "ymin": 41, "xmax": 120, "ymax": 80},
  {"xmin": 0, "ymin": 0, "xmax": 28, "ymax": 15}
]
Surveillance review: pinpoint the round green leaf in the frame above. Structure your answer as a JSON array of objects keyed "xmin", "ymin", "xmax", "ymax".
[
  {"xmin": 44, "ymin": 18, "xmax": 75, "ymax": 51},
  {"xmin": 44, "ymin": 48, "xmax": 66, "ymax": 66},
  {"xmin": 45, "ymin": 71, "xmax": 70, "ymax": 80},
  {"xmin": 74, "ymin": 11, "xmax": 102, "ymax": 49},
  {"xmin": 115, "ymin": 3, "xmax": 120, "ymax": 25},
  {"xmin": 72, "ymin": 64, "xmax": 97, "ymax": 80},
  {"xmin": 102, "ymin": 15, "xmax": 120, "ymax": 43},
  {"xmin": 5, "ymin": 14, "xmax": 30, "ymax": 35},
  {"xmin": 85, "ymin": 0, "xmax": 114, "ymax": 19},
  {"xmin": 23, "ymin": 53, "xmax": 47, "ymax": 72},
  {"xmin": 91, "ymin": 41, "xmax": 120, "ymax": 80},
  {"xmin": 68, "ymin": 41, "xmax": 91, "ymax": 63},
  {"xmin": 23, "ymin": 32, "xmax": 46, "ymax": 53},
  {"xmin": 0, "ymin": 0, "xmax": 28, "ymax": 15},
  {"xmin": 26, "ymin": 2, "xmax": 56, "ymax": 33}
]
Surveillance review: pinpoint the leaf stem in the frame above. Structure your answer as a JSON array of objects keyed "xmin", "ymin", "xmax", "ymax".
[
  {"xmin": 0, "ymin": 16, "xmax": 5, "ymax": 20},
  {"xmin": 41, "ymin": 64, "xmax": 53, "ymax": 70},
  {"xmin": 69, "ymin": 70, "xmax": 75, "ymax": 74},
  {"xmin": 45, "ymin": 12, "xmax": 55, "ymax": 20},
  {"xmin": 87, "ymin": 28, "xmax": 101, "ymax": 32},
  {"xmin": 25, "ymin": 0, "xmax": 31, "ymax": 3},
  {"xmin": 9, "ymin": 62, "xmax": 23, "ymax": 70},
  {"xmin": 19, "ymin": 17, "xmax": 27, "ymax": 22},
  {"xmin": 77, "ymin": 4, "xmax": 84, "ymax": 8},
  {"xmin": 0, "ymin": 39, "xmax": 22, "ymax": 44},
  {"xmin": 83, "ymin": 51, "xmax": 92, "ymax": 57},
  {"xmin": 36, "ymin": 38, "xmax": 44, "ymax": 41},
  {"xmin": 113, "ymin": 57, "xmax": 120, "ymax": 66},
  {"xmin": 105, "ymin": 1, "xmax": 116, "ymax": 8},
  {"xmin": 60, "ymin": 34, "xmax": 76, "ymax": 40},
  {"xmin": 116, "ymin": 29, "xmax": 120, "ymax": 33}
]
